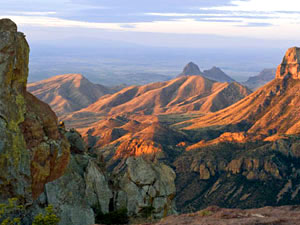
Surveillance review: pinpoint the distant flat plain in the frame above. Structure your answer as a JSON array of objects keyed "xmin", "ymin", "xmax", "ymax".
[{"xmin": 28, "ymin": 41, "xmax": 284, "ymax": 86}]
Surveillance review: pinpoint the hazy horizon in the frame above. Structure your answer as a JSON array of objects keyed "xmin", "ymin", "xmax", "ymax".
[{"xmin": 2, "ymin": 0, "xmax": 300, "ymax": 85}]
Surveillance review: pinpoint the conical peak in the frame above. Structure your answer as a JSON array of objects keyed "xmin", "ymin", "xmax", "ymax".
[
  {"xmin": 276, "ymin": 47, "xmax": 300, "ymax": 79},
  {"xmin": 180, "ymin": 62, "xmax": 201, "ymax": 76}
]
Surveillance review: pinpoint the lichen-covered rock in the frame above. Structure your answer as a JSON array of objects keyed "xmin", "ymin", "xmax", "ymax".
[
  {"xmin": 0, "ymin": 18, "xmax": 31, "ymax": 201},
  {"xmin": 0, "ymin": 18, "xmax": 70, "ymax": 207}
]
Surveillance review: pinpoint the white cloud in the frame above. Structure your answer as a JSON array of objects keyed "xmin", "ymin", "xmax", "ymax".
[
  {"xmin": 7, "ymin": 11, "xmax": 57, "ymax": 16},
  {"xmin": 204, "ymin": 0, "xmax": 300, "ymax": 12},
  {"xmin": 2, "ymin": 15, "xmax": 124, "ymax": 30},
  {"xmin": 3, "ymin": 0, "xmax": 300, "ymax": 43}
]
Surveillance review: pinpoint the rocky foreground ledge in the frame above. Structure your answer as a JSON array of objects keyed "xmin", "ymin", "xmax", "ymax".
[{"xmin": 147, "ymin": 205, "xmax": 300, "ymax": 225}]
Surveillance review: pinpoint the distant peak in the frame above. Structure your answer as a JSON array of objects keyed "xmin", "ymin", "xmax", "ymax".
[
  {"xmin": 209, "ymin": 66, "xmax": 222, "ymax": 72},
  {"xmin": 178, "ymin": 62, "xmax": 201, "ymax": 76},
  {"xmin": 276, "ymin": 47, "xmax": 300, "ymax": 79},
  {"xmin": 187, "ymin": 61, "xmax": 197, "ymax": 66}
]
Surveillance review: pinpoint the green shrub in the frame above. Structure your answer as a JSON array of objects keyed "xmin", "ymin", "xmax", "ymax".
[
  {"xmin": 95, "ymin": 208, "xmax": 129, "ymax": 225},
  {"xmin": 0, "ymin": 199, "xmax": 59, "ymax": 225},
  {"xmin": 0, "ymin": 198, "xmax": 24, "ymax": 225},
  {"xmin": 32, "ymin": 205, "xmax": 59, "ymax": 225}
]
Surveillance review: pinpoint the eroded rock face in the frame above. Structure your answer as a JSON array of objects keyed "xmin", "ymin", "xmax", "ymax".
[
  {"xmin": 276, "ymin": 47, "xmax": 300, "ymax": 79},
  {"xmin": 175, "ymin": 137, "xmax": 300, "ymax": 213},
  {"xmin": 0, "ymin": 18, "xmax": 31, "ymax": 201},
  {"xmin": 0, "ymin": 18, "xmax": 70, "ymax": 204}
]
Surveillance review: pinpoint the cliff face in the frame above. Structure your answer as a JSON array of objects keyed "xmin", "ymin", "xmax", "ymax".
[
  {"xmin": 0, "ymin": 18, "xmax": 31, "ymax": 202},
  {"xmin": 0, "ymin": 19, "xmax": 70, "ymax": 203}
]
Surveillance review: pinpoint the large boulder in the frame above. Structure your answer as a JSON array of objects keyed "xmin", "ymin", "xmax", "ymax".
[{"xmin": 114, "ymin": 157, "xmax": 177, "ymax": 218}]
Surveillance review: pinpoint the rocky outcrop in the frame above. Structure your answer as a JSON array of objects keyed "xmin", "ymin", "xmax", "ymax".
[
  {"xmin": 42, "ymin": 155, "xmax": 112, "ymax": 225},
  {"xmin": 175, "ymin": 137, "xmax": 300, "ymax": 212},
  {"xmin": 113, "ymin": 157, "xmax": 177, "ymax": 218},
  {"xmin": 276, "ymin": 47, "xmax": 300, "ymax": 79},
  {"xmin": 0, "ymin": 19, "xmax": 70, "ymax": 204}
]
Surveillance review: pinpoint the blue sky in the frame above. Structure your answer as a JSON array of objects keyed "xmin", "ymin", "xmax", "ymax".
[{"xmin": 2, "ymin": 0, "xmax": 300, "ymax": 48}]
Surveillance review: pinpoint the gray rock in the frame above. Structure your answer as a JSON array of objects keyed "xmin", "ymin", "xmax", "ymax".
[
  {"xmin": 116, "ymin": 157, "xmax": 177, "ymax": 217},
  {"xmin": 84, "ymin": 160, "xmax": 112, "ymax": 213},
  {"xmin": 44, "ymin": 154, "xmax": 113, "ymax": 225}
]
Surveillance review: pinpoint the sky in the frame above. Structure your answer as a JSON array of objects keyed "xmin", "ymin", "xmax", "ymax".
[
  {"xmin": 2, "ymin": 0, "xmax": 300, "ymax": 48},
  {"xmin": 1, "ymin": 0, "xmax": 300, "ymax": 83}
]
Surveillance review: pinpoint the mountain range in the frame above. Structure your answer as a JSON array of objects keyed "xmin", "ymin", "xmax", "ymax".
[{"xmin": 62, "ymin": 75, "xmax": 250, "ymax": 129}]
